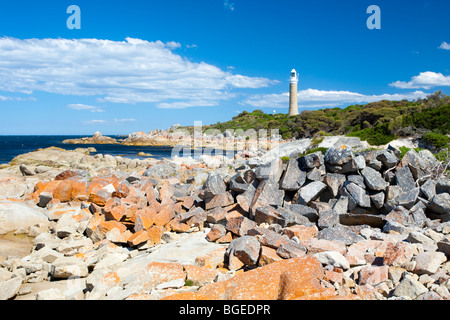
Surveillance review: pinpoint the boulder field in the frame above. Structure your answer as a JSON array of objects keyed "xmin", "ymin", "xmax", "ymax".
[{"xmin": 0, "ymin": 141, "xmax": 449, "ymax": 300}]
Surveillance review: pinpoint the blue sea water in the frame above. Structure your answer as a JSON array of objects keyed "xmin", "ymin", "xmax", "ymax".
[{"xmin": 0, "ymin": 135, "xmax": 231, "ymax": 164}]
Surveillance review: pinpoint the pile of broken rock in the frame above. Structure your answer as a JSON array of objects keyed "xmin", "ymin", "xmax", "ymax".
[{"xmin": 1, "ymin": 145, "xmax": 450, "ymax": 300}]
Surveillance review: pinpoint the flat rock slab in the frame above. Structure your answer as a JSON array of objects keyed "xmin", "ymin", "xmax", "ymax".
[
  {"xmin": 0, "ymin": 233, "xmax": 34, "ymax": 262},
  {"xmin": 0, "ymin": 200, "xmax": 49, "ymax": 235},
  {"xmin": 319, "ymin": 136, "xmax": 369, "ymax": 150},
  {"xmin": 0, "ymin": 276, "xmax": 23, "ymax": 300},
  {"xmin": 143, "ymin": 230, "xmax": 228, "ymax": 265},
  {"xmin": 253, "ymin": 139, "xmax": 312, "ymax": 166},
  {"xmin": 14, "ymin": 278, "xmax": 87, "ymax": 300}
]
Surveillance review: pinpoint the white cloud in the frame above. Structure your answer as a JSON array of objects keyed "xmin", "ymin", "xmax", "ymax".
[
  {"xmin": 157, "ymin": 100, "xmax": 221, "ymax": 109},
  {"xmin": 83, "ymin": 119, "xmax": 136, "ymax": 125},
  {"xmin": 390, "ymin": 71, "xmax": 450, "ymax": 89},
  {"xmin": 67, "ymin": 104, "xmax": 105, "ymax": 112},
  {"xmin": 242, "ymin": 89, "xmax": 430, "ymax": 109},
  {"xmin": 83, "ymin": 120, "xmax": 107, "ymax": 125},
  {"xmin": 164, "ymin": 41, "xmax": 182, "ymax": 50},
  {"xmin": 226, "ymin": 74, "xmax": 278, "ymax": 89},
  {"xmin": 114, "ymin": 118, "xmax": 136, "ymax": 123},
  {"xmin": 0, "ymin": 37, "xmax": 274, "ymax": 108},
  {"xmin": 0, "ymin": 95, "xmax": 36, "ymax": 101},
  {"xmin": 439, "ymin": 42, "xmax": 450, "ymax": 50}
]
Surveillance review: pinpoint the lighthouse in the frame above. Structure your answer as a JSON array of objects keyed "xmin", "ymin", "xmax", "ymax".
[{"xmin": 288, "ymin": 69, "xmax": 299, "ymax": 116}]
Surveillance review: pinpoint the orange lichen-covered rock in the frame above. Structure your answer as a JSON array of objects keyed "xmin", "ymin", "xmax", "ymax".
[
  {"xmin": 144, "ymin": 185, "xmax": 160, "ymax": 209},
  {"xmin": 227, "ymin": 254, "xmax": 245, "ymax": 271},
  {"xmin": 294, "ymin": 287, "xmax": 337, "ymax": 300},
  {"xmin": 206, "ymin": 225, "xmax": 226, "ymax": 242},
  {"xmin": 88, "ymin": 188, "xmax": 111, "ymax": 206},
  {"xmin": 113, "ymin": 183, "xmax": 130, "ymax": 199},
  {"xmin": 195, "ymin": 248, "xmax": 227, "ymax": 269},
  {"xmin": 103, "ymin": 198, "xmax": 126, "ymax": 221},
  {"xmin": 102, "ymin": 271, "xmax": 121, "ymax": 287},
  {"xmin": 70, "ymin": 180, "xmax": 88, "ymax": 201},
  {"xmin": 216, "ymin": 232, "xmax": 233, "ymax": 244},
  {"xmin": 147, "ymin": 225, "xmax": 163, "ymax": 245},
  {"xmin": 180, "ymin": 196, "xmax": 195, "ymax": 210},
  {"xmin": 126, "ymin": 293, "xmax": 158, "ymax": 300},
  {"xmin": 52, "ymin": 180, "xmax": 73, "ymax": 202},
  {"xmin": 124, "ymin": 188, "xmax": 147, "ymax": 209},
  {"xmin": 282, "ymin": 225, "xmax": 319, "ymax": 242},
  {"xmin": 50, "ymin": 179, "xmax": 88, "ymax": 203},
  {"xmin": 183, "ymin": 264, "xmax": 218, "ymax": 286},
  {"xmin": 345, "ymin": 240, "xmax": 387, "ymax": 267},
  {"xmin": 354, "ymin": 284, "xmax": 379, "ymax": 300},
  {"xmin": 358, "ymin": 265, "xmax": 389, "ymax": 286},
  {"xmin": 225, "ymin": 215, "xmax": 257, "ymax": 237},
  {"xmin": 258, "ymin": 246, "xmax": 283, "ymax": 267},
  {"xmin": 55, "ymin": 170, "xmax": 82, "ymax": 181},
  {"xmin": 324, "ymin": 269, "xmax": 344, "ymax": 286},
  {"xmin": 134, "ymin": 207, "xmax": 156, "ymax": 232},
  {"xmin": 159, "ymin": 181, "xmax": 174, "ymax": 202},
  {"xmin": 204, "ymin": 193, "xmax": 234, "ymax": 210},
  {"xmin": 85, "ymin": 213, "xmax": 105, "ymax": 238},
  {"xmin": 87, "ymin": 179, "xmax": 109, "ymax": 195},
  {"xmin": 122, "ymin": 203, "xmax": 139, "ymax": 223},
  {"xmin": 86, "ymin": 216, "xmax": 110, "ymax": 243},
  {"xmin": 303, "ymin": 238, "xmax": 347, "ymax": 255},
  {"xmin": 31, "ymin": 180, "xmax": 62, "ymax": 201},
  {"xmin": 168, "ymin": 219, "xmax": 191, "ymax": 233},
  {"xmin": 140, "ymin": 262, "xmax": 186, "ymax": 290},
  {"xmin": 162, "ymin": 292, "xmax": 211, "ymax": 300},
  {"xmin": 33, "ymin": 181, "xmax": 48, "ymax": 194},
  {"xmin": 127, "ymin": 230, "xmax": 150, "ymax": 247},
  {"xmin": 276, "ymin": 257, "xmax": 326, "ymax": 300},
  {"xmin": 383, "ymin": 241, "xmax": 417, "ymax": 267},
  {"xmin": 106, "ymin": 228, "xmax": 132, "ymax": 244},
  {"xmin": 98, "ymin": 220, "xmax": 127, "ymax": 234},
  {"xmin": 171, "ymin": 256, "xmax": 329, "ymax": 300},
  {"xmin": 153, "ymin": 205, "xmax": 175, "ymax": 227}
]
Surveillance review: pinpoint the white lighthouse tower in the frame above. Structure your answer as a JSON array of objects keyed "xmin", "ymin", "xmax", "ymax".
[{"xmin": 288, "ymin": 69, "xmax": 299, "ymax": 116}]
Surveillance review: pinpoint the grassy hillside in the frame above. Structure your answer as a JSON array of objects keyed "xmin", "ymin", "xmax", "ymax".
[{"xmin": 183, "ymin": 91, "xmax": 449, "ymax": 150}]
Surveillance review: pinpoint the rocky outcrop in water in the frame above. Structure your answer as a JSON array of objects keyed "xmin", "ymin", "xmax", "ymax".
[{"xmin": 62, "ymin": 132, "xmax": 119, "ymax": 145}]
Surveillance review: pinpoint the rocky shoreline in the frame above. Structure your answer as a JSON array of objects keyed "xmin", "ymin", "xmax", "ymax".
[
  {"xmin": 62, "ymin": 129, "xmax": 283, "ymax": 152},
  {"xmin": 0, "ymin": 136, "xmax": 449, "ymax": 300}
]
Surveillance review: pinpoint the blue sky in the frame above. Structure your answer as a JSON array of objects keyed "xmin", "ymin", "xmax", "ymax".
[{"xmin": 0, "ymin": 0, "xmax": 448, "ymax": 135}]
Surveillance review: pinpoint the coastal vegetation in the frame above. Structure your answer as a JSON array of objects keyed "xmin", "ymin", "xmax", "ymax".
[{"xmin": 189, "ymin": 91, "xmax": 449, "ymax": 151}]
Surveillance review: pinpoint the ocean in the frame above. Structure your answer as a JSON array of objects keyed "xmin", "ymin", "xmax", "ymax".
[{"xmin": 0, "ymin": 136, "xmax": 232, "ymax": 164}]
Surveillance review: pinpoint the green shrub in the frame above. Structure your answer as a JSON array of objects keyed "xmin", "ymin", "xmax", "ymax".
[
  {"xmin": 282, "ymin": 132, "xmax": 293, "ymax": 140},
  {"xmin": 344, "ymin": 125, "xmax": 353, "ymax": 133},
  {"xmin": 398, "ymin": 146, "xmax": 425, "ymax": 159},
  {"xmin": 347, "ymin": 123, "xmax": 395, "ymax": 146},
  {"xmin": 423, "ymin": 132, "xmax": 450, "ymax": 150},
  {"xmin": 402, "ymin": 104, "xmax": 450, "ymax": 134},
  {"xmin": 185, "ymin": 280, "xmax": 195, "ymax": 286},
  {"xmin": 398, "ymin": 146, "xmax": 411, "ymax": 159}
]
